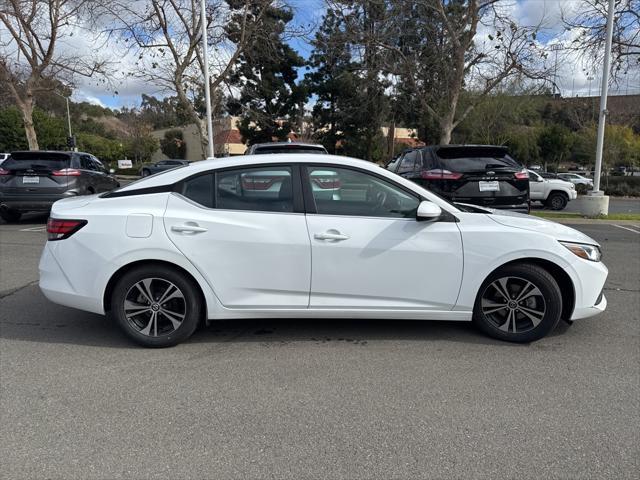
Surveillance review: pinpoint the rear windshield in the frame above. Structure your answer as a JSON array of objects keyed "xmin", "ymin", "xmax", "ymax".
[
  {"xmin": 252, "ymin": 146, "xmax": 327, "ymax": 155},
  {"xmin": 3, "ymin": 152, "xmax": 71, "ymax": 171},
  {"xmin": 435, "ymin": 148, "xmax": 521, "ymax": 172}
]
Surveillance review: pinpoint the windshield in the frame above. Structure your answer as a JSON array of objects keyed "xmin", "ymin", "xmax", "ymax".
[{"xmin": 3, "ymin": 152, "xmax": 71, "ymax": 171}]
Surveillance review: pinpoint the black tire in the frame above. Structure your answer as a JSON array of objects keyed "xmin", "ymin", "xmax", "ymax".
[
  {"xmin": 473, "ymin": 263, "xmax": 563, "ymax": 343},
  {"xmin": 110, "ymin": 265, "xmax": 202, "ymax": 347},
  {"xmin": 546, "ymin": 191, "xmax": 568, "ymax": 210},
  {"xmin": 141, "ymin": 169, "xmax": 150, "ymax": 177},
  {"xmin": 0, "ymin": 208, "xmax": 22, "ymax": 223}
]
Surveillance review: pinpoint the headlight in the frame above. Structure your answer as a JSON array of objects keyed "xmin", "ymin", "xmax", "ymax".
[
  {"xmin": 560, "ymin": 241, "xmax": 602, "ymax": 262},
  {"xmin": 569, "ymin": 183, "xmax": 575, "ymax": 189}
]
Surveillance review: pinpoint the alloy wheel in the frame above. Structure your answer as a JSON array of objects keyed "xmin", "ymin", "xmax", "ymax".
[
  {"xmin": 480, "ymin": 276, "xmax": 547, "ymax": 334},
  {"xmin": 124, "ymin": 277, "xmax": 186, "ymax": 337}
]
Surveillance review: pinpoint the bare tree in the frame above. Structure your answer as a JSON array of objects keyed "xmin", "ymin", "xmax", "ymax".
[
  {"xmin": 563, "ymin": 0, "xmax": 639, "ymax": 81},
  {"xmin": 329, "ymin": 0, "xmax": 551, "ymax": 145},
  {"xmin": 0, "ymin": 0, "xmax": 105, "ymax": 149},
  {"xmin": 99, "ymin": 0, "xmax": 277, "ymax": 155}
]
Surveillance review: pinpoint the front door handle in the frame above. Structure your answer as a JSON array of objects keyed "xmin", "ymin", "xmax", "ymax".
[
  {"xmin": 314, "ymin": 230, "xmax": 350, "ymax": 241},
  {"xmin": 171, "ymin": 223, "xmax": 208, "ymax": 234}
]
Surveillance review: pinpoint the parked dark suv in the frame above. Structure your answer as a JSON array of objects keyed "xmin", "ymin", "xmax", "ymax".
[
  {"xmin": 387, "ymin": 145, "xmax": 530, "ymax": 212},
  {"xmin": 245, "ymin": 142, "xmax": 328, "ymax": 155},
  {"xmin": 0, "ymin": 151, "xmax": 119, "ymax": 222}
]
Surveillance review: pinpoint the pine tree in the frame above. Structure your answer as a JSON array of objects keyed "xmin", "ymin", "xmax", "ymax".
[{"xmin": 227, "ymin": 5, "xmax": 305, "ymax": 145}]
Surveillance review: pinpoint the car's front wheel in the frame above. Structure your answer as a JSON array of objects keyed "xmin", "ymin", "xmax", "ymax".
[
  {"xmin": 473, "ymin": 263, "xmax": 563, "ymax": 343},
  {"xmin": 546, "ymin": 191, "xmax": 568, "ymax": 210},
  {"xmin": 110, "ymin": 265, "xmax": 202, "ymax": 347}
]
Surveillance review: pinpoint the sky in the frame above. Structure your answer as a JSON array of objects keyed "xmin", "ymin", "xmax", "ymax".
[{"xmin": 25, "ymin": 0, "xmax": 640, "ymax": 109}]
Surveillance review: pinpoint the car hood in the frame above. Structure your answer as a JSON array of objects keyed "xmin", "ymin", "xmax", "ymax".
[
  {"xmin": 546, "ymin": 179, "xmax": 574, "ymax": 187},
  {"xmin": 487, "ymin": 210, "xmax": 599, "ymax": 246}
]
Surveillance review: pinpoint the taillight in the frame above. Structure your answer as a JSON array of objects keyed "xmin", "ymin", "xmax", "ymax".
[
  {"xmin": 52, "ymin": 168, "xmax": 82, "ymax": 176},
  {"xmin": 420, "ymin": 169, "xmax": 463, "ymax": 180},
  {"xmin": 0, "ymin": 168, "xmax": 10, "ymax": 175},
  {"xmin": 46, "ymin": 218, "xmax": 87, "ymax": 240},
  {"xmin": 514, "ymin": 170, "xmax": 529, "ymax": 180},
  {"xmin": 313, "ymin": 177, "xmax": 341, "ymax": 189},
  {"xmin": 241, "ymin": 176, "xmax": 284, "ymax": 190}
]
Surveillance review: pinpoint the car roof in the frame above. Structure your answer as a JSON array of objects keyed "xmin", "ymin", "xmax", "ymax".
[{"xmin": 249, "ymin": 142, "xmax": 325, "ymax": 149}]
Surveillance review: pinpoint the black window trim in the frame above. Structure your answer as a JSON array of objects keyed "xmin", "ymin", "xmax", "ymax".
[{"xmin": 102, "ymin": 161, "xmax": 457, "ymax": 221}]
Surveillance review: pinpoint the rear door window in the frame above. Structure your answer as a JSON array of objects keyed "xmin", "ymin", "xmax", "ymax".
[
  {"xmin": 2, "ymin": 152, "xmax": 71, "ymax": 171},
  {"xmin": 216, "ymin": 166, "xmax": 294, "ymax": 212},
  {"xmin": 398, "ymin": 151, "xmax": 419, "ymax": 174}
]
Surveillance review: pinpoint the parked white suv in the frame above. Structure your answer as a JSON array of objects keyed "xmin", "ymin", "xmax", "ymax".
[{"xmin": 528, "ymin": 170, "xmax": 577, "ymax": 210}]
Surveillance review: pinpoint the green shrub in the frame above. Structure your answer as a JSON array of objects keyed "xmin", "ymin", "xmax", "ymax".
[{"xmin": 603, "ymin": 176, "xmax": 640, "ymax": 197}]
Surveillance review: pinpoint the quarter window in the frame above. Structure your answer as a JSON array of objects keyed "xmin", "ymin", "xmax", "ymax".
[
  {"xmin": 181, "ymin": 173, "xmax": 214, "ymax": 208},
  {"xmin": 305, "ymin": 166, "xmax": 419, "ymax": 218}
]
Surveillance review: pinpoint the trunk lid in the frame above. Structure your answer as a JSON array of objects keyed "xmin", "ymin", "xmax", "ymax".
[{"xmin": 0, "ymin": 152, "xmax": 72, "ymax": 194}]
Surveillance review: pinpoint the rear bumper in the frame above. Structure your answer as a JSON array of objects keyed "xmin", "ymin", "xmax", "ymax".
[{"xmin": 0, "ymin": 192, "xmax": 77, "ymax": 212}]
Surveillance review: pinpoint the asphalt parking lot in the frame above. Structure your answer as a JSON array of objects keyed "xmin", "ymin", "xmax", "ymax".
[{"xmin": 1, "ymin": 217, "xmax": 639, "ymax": 479}]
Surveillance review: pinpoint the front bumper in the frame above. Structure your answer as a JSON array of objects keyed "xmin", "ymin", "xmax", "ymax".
[
  {"xmin": 0, "ymin": 192, "xmax": 77, "ymax": 212},
  {"xmin": 569, "ymin": 258, "xmax": 608, "ymax": 320}
]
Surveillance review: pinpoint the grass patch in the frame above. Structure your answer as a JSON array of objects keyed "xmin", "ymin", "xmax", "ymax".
[{"xmin": 532, "ymin": 211, "xmax": 640, "ymax": 221}]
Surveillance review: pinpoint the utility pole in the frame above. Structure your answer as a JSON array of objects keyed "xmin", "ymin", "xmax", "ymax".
[
  {"xmin": 200, "ymin": 0, "xmax": 215, "ymax": 159},
  {"xmin": 581, "ymin": 0, "xmax": 614, "ymax": 216}
]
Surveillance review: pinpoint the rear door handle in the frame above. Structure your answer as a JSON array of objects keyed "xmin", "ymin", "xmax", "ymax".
[
  {"xmin": 171, "ymin": 224, "xmax": 208, "ymax": 234},
  {"xmin": 314, "ymin": 230, "xmax": 350, "ymax": 241}
]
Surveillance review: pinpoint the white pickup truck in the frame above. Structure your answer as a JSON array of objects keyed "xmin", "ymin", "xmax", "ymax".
[{"xmin": 528, "ymin": 170, "xmax": 577, "ymax": 210}]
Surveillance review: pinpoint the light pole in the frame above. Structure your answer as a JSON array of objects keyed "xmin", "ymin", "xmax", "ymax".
[
  {"xmin": 200, "ymin": 0, "xmax": 215, "ymax": 159},
  {"xmin": 54, "ymin": 91, "xmax": 75, "ymax": 151},
  {"xmin": 581, "ymin": 0, "xmax": 615, "ymax": 216},
  {"xmin": 551, "ymin": 44, "xmax": 562, "ymax": 98}
]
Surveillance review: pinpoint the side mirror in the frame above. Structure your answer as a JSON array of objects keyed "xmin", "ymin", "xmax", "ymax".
[
  {"xmin": 417, "ymin": 201, "xmax": 442, "ymax": 221},
  {"xmin": 109, "ymin": 168, "xmax": 116, "ymax": 174}
]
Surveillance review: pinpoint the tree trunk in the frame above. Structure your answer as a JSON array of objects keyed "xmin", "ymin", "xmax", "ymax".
[
  {"xmin": 439, "ymin": 117, "xmax": 454, "ymax": 145},
  {"xmin": 19, "ymin": 91, "xmax": 39, "ymax": 150}
]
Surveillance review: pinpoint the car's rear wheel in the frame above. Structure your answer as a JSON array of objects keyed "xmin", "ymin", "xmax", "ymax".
[
  {"xmin": 546, "ymin": 191, "xmax": 568, "ymax": 210},
  {"xmin": 473, "ymin": 263, "xmax": 562, "ymax": 343},
  {"xmin": 110, "ymin": 265, "xmax": 202, "ymax": 347},
  {"xmin": 0, "ymin": 207, "xmax": 22, "ymax": 223}
]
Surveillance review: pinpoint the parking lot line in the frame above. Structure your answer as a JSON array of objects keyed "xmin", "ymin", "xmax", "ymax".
[
  {"xmin": 18, "ymin": 226, "xmax": 46, "ymax": 232},
  {"xmin": 612, "ymin": 224, "xmax": 640, "ymax": 234}
]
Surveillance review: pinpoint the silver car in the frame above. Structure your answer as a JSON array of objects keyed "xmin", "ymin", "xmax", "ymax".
[{"xmin": 0, "ymin": 151, "xmax": 119, "ymax": 222}]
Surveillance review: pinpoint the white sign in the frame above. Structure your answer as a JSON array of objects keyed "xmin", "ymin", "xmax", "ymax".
[
  {"xmin": 479, "ymin": 181, "xmax": 500, "ymax": 192},
  {"xmin": 117, "ymin": 159, "xmax": 133, "ymax": 169}
]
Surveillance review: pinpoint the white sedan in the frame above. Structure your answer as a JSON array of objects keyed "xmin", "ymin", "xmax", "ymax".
[{"xmin": 39, "ymin": 155, "xmax": 608, "ymax": 347}]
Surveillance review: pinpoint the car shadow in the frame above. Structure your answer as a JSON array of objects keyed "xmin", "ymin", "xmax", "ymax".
[
  {"xmin": 0, "ymin": 211, "xmax": 49, "ymax": 225},
  {"xmin": 0, "ymin": 286, "xmax": 571, "ymax": 349}
]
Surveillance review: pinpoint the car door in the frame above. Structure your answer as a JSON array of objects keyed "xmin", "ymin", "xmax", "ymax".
[
  {"xmin": 164, "ymin": 165, "xmax": 311, "ymax": 308},
  {"xmin": 79, "ymin": 154, "xmax": 101, "ymax": 192},
  {"xmin": 303, "ymin": 165, "xmax": 463, "ymax": 310},
  {"xmin": 91, "ymin": 156, "xmax": 114, "ymax": 191},
  {"xmin": 528, "ymin": 170, "xmax": 545, "ymax": 200}
]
